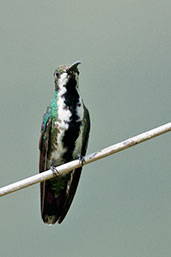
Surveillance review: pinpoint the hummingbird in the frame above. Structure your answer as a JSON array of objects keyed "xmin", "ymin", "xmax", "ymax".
[{"xmin": 39, "ymin": 61, "xmax": 90, "ymax": 224}]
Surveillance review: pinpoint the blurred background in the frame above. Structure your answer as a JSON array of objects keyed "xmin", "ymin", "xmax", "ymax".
[{"xmin": 0, "ymin": 0, "xmax": 171, "ymax": 256}]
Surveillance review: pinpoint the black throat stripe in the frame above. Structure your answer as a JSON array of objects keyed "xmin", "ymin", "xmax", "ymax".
[{"xmin": 62, "ymin": 77, "xmax": 82, "ymax": 161}]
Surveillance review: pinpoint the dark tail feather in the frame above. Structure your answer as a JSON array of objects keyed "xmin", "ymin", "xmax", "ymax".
[
  {"xmin": 57, "ymin": 167, "xmax": 82, "ymax": 224},
  {"xmin": 41, "ymin": 168, "xmax": 82, "ymax": 224},
  {"xmin": 40, "ymin": 181, "xmax": 65, "ymax": 224}
]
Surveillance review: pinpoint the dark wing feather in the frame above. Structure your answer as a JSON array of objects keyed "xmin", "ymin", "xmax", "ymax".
[
  {"xmin": 57, "ymin": 105, "xmax": 90, "ymax": 224},
  {"xmin": 39, "ymin": 106, "xmax": 54, "ymax": 221},
  {"xmin": 39, "ymin": 106, "xmax": 51, "ymax": 172},
  {"xmin": 39, "ymin": 106, "xmax": 71, "ymax": 224}
]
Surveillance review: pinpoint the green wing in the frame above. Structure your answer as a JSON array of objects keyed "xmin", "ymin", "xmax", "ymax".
[
  {"xmin": 39, "ymin": 106, "xmax": 52, "ymax": 172},
  {"xmin": 39, "ymin": 106, "xmax": 52, "ymax": 220}
]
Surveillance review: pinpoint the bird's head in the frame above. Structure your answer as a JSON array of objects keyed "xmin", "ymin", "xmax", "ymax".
[{"xmin": 54, "ymin": 61, "xmax": 81, "ymax": 90}]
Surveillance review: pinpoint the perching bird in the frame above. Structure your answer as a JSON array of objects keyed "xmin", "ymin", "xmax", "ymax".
[{"xmin": 39, "ymin": 61, "xmax": 90, "ymax": 224}]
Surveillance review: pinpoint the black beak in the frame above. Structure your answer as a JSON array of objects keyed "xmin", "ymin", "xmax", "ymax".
[{"xmin": 66, "ymin": 61, "xmax": 81, "ymax": 73}]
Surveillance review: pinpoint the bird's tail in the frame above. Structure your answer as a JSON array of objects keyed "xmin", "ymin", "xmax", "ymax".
[{"xmin": 40, "ymin": 180, "xmax": 65, "ymax": 224}]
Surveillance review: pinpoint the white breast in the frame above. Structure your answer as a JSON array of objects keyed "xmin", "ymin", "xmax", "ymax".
[
  {"xmin": 72, "ymin": 98, "xmax": 84, "ymax": 158},
  {"xmin": 51, "ymin": 73, "xmax": 71, "ymax": 164},
  {"xmin": 51, "ymin": 73, "xmax": 84, "ymax": 164}
]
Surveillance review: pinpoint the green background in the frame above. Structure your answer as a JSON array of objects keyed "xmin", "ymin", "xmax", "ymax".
[{"xmin": 0, "ymin": 0, "xmax": 171, "ymax": 256}]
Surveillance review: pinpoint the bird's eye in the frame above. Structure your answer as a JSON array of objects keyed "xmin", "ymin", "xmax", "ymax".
[{"xmin": 55, "ymin": 72, "xmax": 59, "ymax": 77}]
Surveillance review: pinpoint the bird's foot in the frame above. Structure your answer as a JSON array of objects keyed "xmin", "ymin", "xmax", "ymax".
[
  {"xmin": 51, "ymin": 165, "xmax": 60, "ymax": 177},
  {"xmin": 79, "ymin": 155, "xmax": 86, "ymax": 167}
]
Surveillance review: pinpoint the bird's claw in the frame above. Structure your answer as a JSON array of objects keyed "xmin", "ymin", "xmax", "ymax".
[
  {"xmin": 51, "ymin": 165, "xmax": 60, "ymax": 177},
  {"xmin": 79, "ymin": 155, "xmax": 86, "ymax": 167}
]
